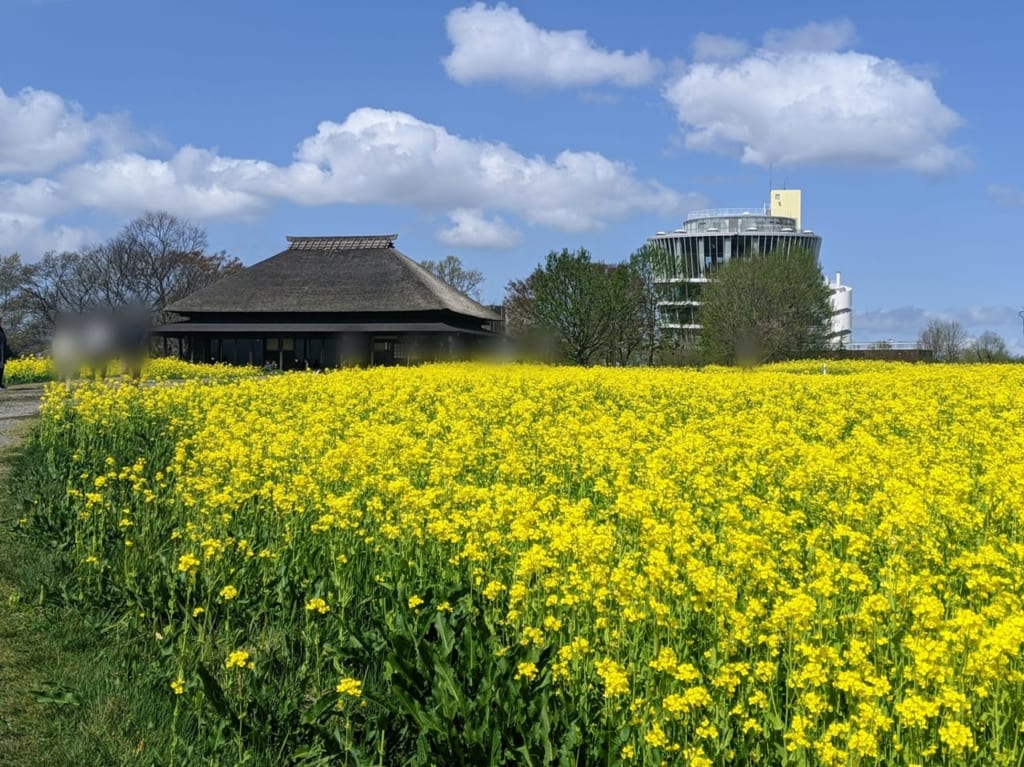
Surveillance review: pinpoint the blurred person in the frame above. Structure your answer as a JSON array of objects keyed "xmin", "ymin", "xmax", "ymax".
[
  {"xmin": 0, "ymin": 322, "xmax": 12, "ymax": 388},
  {"xmin": 52, "ymin": 309, "xmax": 150, "ymax": 387}
]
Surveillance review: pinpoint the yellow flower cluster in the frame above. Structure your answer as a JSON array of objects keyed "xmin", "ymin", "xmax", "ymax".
[
  {"xmin": 335, "ymin": 677, "xmax": 363, "ymax": 697},
  {"xmin": 305, "ymin": 597, "xmax": 330, "ymax": 614},
  {"xmin": 225, "ymin": 650, "xmax": 252, "ymax": 670},
  {"xmin": 219, "ymin": 584, "xmax": 238, "ymax": 600},
  {"xmin": 43, "ymin": 361, "xmax": 1024, "ymax": 763},
  {"xmin": 9, "ymin": 355, "xmax": 262, "ymax": 385},
  {"xmin": 515, "ymin": 662, "xmax": 539, "ymax": 682},
  {"xmin": 5, "ymin": 356, "xmax": 55, "ymax": 383}
]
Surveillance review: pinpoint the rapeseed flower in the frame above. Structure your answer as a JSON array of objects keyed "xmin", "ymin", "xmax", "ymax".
[
  {"xmin": 305, "ymin": 597, "xmax": 330, "ymax": 614},
  {"xmin": 514, "ymin": 662, "xmax": 539, "ymax": 682},
  {"xmin": 225, "ymin": 650, "xmax": 252, "ymax": 670},
  {"xmin": 219, "ymin": 585, "xmax": 238, "ymax": 600},
  {"xmin": 335, "ymin": 678, "xmax": 362, "ymax": 697},
  {"xmin": 37, "ymin": 362, "xmax": 1024, "ymax": 763}
]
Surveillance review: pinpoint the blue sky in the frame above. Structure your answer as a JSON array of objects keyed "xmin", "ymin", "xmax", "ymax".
[{"xmin": 2, "ymin": 0, "xmax": 1023, "ymax": 350}]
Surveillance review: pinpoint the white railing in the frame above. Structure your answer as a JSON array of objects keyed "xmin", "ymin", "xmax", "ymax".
[
  {"xmin": 846, "ymin": 342, "xmax": 927, "ymax": 351},
  {"xmin": 685, "ymin": 206, "xmax": 770, "ymax": 220}
]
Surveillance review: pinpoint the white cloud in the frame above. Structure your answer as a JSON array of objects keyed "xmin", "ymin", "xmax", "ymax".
[
  {"xmin": 0, "ymin": 86, "xmax": 132, "ymax": 175},
  {"xmin": 762, "ymin": 19, "xmax": 856, "ymax": 53},
  {"xmin": 0, "ymin": 212, "xmax": 93, "ymax": 255},
  {"xmin": 435, "ymin": 208, "xmax": 523, "ymax": 248},
  {"xmin": 443, "ymin": 3, "xmax": 659, "ymax": 87},
  {"xmin": 60, "ymin": 149, "xmax": 268, "ymax": 218},
  {"xmin": 988, "ymin": 184, "xmax": 1024, "ymax": 207},
  {"xmin": 691, "ymin": 33, "xmax": 748, "ymax": 63},
  {"xmin": 270, "ymin": 108, "xmax": 682, "ymax": 230},
  {"xmin": 665, "ymin": 22, "xmax": 965, "ymax": 174},
  {"xmin": 0, "ymin": 103, "xmax": 685, "ymax": 252},
  {"xmin": 0, "ymin": 177, "xmax": 66, "ymax": 217}
]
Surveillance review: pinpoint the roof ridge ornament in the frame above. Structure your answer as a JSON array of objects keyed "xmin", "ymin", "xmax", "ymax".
[{"xmin": 286, "ymin": 234, "xmax": 398, "ymax": 250}]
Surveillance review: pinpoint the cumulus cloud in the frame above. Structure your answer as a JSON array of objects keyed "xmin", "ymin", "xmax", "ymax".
[
  {"xmin": 691, "ymin": 33, "xmax": 748, "ymax": 63},
  {"xmin": 0, "ymin": 102, "xmax": 685, "ymax": 253},
  {"xmin": 665, "ymin": 21, "xmax": 965, "ymax": 174},
  {"xmin": 443, "ymin": 3, "xmax": 659, "ymax": 87},
  {"xmin": 0, "ymin": 86, "xmax": 133, "ymax": 175},
  {"xmin": 60, "ymin": 149, "xmax": 268, "ymax": 219},
  {"xmin": 248, "ymin": 108, "xmax": 680, "ymax": 230},
  {"xmin": 435, "ymin": 208, "xmax": 523, "ymax": 248},
  {"xmin": 0, "ymin": 212, "xmax": 94, "ymax": 255},
  {"xmin": 0, "ymin": 177, "xmax": 67, "ymax": 218}
]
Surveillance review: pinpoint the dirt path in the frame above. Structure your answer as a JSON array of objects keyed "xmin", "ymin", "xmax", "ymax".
[{"xmin": 0, "ymin": 384, "xmax": 44, "ymax": 449}]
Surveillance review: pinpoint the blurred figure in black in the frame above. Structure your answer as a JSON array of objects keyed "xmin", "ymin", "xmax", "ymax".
[
  {"xmin": 0, "ymin": 322, "xmax": 13, "ymax": 389},
  {"xmin": 52, "ymin": 309, "xmax": 150, "ymax": 387},
  {"xmin": 115, "ymin": 307, "xmax": 150, "ymax": 380}
]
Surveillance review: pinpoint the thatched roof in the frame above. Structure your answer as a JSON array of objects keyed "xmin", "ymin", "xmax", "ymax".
[{"xmin": 166, "ymin": 235, "xmax": 500, "ymax": 321}]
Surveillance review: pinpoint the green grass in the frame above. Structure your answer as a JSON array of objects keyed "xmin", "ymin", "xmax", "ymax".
[{"xmin": 0, "ymin": 438, "xmax": 178, "ymax": 767}]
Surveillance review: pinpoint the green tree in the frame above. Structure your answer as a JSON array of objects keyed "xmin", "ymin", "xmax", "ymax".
[
  {"xmin": 620, "ymin": 244, "xmax": 667, "ymax": 366},
  {"xmin": 506, "ymin": 246, "xmax": 669, "ymax": 366},
  {"xmin": 419, "ymin": 255, "xmax": 484, "ymax": 299},
  {"xmin": 699, "ymin": 246, "xmax": 833, "ymax": 366},
  {"xmin": 527, "ymin": 248, "xmax": 615, "ymax": 366},
  {"xmin": 602, "ymin": 262, "xmax": 645, "ymax": 365}
]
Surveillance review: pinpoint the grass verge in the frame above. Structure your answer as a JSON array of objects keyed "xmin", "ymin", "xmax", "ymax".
[{"xmin": 0, "ymin": 436, "xmax": 177, "ymax": 767}]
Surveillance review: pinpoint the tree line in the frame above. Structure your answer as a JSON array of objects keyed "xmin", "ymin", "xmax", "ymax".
[
  {"xmin": 5, "ymin": 212, "xmax": 1012, "ymax": 366},
  {"xmin": 501, "ymin": 243, "xmax": 835, "ymax": 366},
  {"xmin": 918, "ymin": 319, "xmax": 1016, "ymax": 362},
  {"xmin": 0, "ymin": 211, "xmax": 241, "ymax": 355},
  {"xmin": 495, "ymin": 247, "xmax": 1020, "ymax": 367}
]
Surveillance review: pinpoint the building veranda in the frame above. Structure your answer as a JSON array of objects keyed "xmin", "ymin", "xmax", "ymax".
[{"xmin": 153, "ymin": 234, "xmax": 503, "ymax": 369}]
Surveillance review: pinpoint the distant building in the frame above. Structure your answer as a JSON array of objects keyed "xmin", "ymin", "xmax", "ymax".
[
  {"xmin": 827, "ymin": 272, "xmax": 852, "ymax": 348},
  {"xmin": 648, "ymin": 189, "xmax": 851, "ymax": 342},
  {"xmin": 153, "ymin": 234, "xmax": 502, "ymax": 368}
]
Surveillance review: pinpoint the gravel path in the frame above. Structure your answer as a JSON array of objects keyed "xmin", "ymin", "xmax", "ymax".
[{"xmin": 0, "ymin": 384, "xmax": 44, "ymax": 450}]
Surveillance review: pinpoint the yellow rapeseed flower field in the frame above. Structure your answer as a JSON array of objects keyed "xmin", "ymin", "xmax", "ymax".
[
  {"xmin": 26, "ymin": 362, "xmax": 1024, "ymax": 765},
  {"xmin": 4, "ymin": 354, "xmax": 261, "ymax": 384}
]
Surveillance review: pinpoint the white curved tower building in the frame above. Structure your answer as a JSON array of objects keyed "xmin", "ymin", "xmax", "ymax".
[{"xmin": 648, "ymin": 189, "xmax": 836, "ymax": 338}]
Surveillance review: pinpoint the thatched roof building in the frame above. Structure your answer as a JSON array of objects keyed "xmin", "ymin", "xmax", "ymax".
[{"xmin": 154, "ymin": 234, "xmax": 502, "ymax": 368}]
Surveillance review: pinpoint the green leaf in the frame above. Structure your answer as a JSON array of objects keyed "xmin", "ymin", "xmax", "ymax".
[
  {"xmin": 301, "ymin": 691, "xmax": 342, "ymax": 725},
  {"xmin": 389, "ymin": 685, "xmax": 443, "ymax": 734},
  {"xmin": 433, "ymin": 612, "xmax": 455, "ymax": 658},
  {"xmin": 30, "ymin": 683, "xmax": 80, "ymax": 707},
  {"xmin": 196, "ymin": 661, "xmax": 236, "ymax": 724}
]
